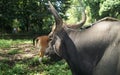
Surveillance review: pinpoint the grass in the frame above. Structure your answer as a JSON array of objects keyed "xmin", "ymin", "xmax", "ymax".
[
  {"xmin": 0, "ymin": 39, "xmax": 71, "ymax": 75},
  {"xmin": 0, "ymin": 39, "xmax": 31, "ymax": 48},
  {"xmin": 7, "ymin": 49, "xmax": 22, "ymax": 55},
  {"xmin": 0, "ymin": 57, "xmax": 71, "ymax": 75},
  {"xmin": 0, "ymin": 39, "xmax": 12, "ymax": 48}
]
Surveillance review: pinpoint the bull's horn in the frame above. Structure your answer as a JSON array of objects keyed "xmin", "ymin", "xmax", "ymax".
[
  {"xmin": 77, "ymin": 10, "xmax": 86, "ymax": 27},
  {"xmin": 48, "ymin": 1, "xmax": 63, "ymax": 32},
  {"xmin": 68, "ymin": 10, "xmax": 86, "ymax": 29}
]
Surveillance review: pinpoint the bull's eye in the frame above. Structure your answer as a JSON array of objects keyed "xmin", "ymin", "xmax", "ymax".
[
  {"xmin": 49, "ymin": 37, "xmax": 53, "ymax": 41},
  {"xmin": 48, "ymin": 34, "xmax": 54, "ymax": 42}
]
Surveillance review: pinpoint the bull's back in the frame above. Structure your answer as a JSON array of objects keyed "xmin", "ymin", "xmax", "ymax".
[{"xmin": 69, "ymin": 21, "xmax": 120, "ymax": 75}]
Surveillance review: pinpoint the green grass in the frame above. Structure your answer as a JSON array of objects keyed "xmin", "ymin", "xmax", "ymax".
[
  {"xmin": 0, "ymin": 39, "xmax": 71, "ymax": 75},
  {"xmin": 7, "ymin": 49, "xmax": 22, "ymax": 55},
  {"xmin": 0, "ymin": 39, "xmax": 12, "ymax": 48},
  {"xmin": 41, "ymin": 60, "xmax": 71, "ymax": 75},
  {"xmin": 0, "ymin": 57, "xmax": 71, "ymax": 75},
  {"xmin": 0, "ymin": 39, "xmax": 31, "ymax": 48}
]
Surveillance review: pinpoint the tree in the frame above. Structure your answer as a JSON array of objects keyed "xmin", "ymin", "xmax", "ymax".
[
  {"xmin": 65, "ymin": 0, "xmax": 85, "ymax": 24},
  {"xmin": 0, "ymin": 0, "xmax": 17, "ymax": 33},
  {"xmin": 83, "ymin": 0, "xmax": 120, "ymax": 22},
  {"xmin": 0, "ymin": 0, "xmax": 71, "ymax": 34},
  {"xmin": 99, "ymin": 0, "xmax": 120, "ymax": 18}
]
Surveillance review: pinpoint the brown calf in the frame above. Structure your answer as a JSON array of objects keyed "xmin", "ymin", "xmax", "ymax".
[{"xmin": 33, "ymin": 35, "xmax": 49, "ymax": 62}]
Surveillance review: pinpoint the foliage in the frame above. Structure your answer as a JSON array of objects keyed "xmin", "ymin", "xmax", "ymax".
[
  {"xmin": 0, "ymin": 0, "xmax": 71, "ymax": 34},
  {"xmin": 0, "ymin": 58, "xmax": 71, "ymax": 75},
  {"xmin": 66, "ymin": 0, "xmax": 84, "ymax": 24},
  {"xmin": 65, "ymin": 0, "xmax": 119, "ymax": 25},
  {"xmin": 99, "ymin": 0, "xmax": 120, "ymax": 18},
  {"xmin": 83, "ymin": 0, "xmax": 120, "ymax": 22},
  {"xmin": 1, "ymin": 0, "xmax": 119, "ymax": 34},
  {"xmin": 83, "ymin": 0, "xmax": 100, "ymax": 21},
  {"xmin": 0, "ymin": 39, "xmax": 71, "ymax": 75}
]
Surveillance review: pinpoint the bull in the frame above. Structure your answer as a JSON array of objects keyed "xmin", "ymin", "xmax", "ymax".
[{"xmin": 45, "ymin": 1, "xmax": 120, "ymax": 75}]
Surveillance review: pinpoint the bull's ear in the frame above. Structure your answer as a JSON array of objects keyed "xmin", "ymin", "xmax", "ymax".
[
  {"xmin": 48, "ymin": 1, "xmax": 63, "ymax": 32},
  {"xmin": 55, "ymin": 36, "xmax": 61, "ymax": 51},
  {"xmin": 53, "ymin": 35, "xmax": 62, "ymax": 56}
]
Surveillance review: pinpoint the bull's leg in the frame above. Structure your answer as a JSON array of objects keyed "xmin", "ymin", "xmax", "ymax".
[
  {"xmin": 93, "ymin": 45, "xmax": 119, "ymax": 75},
  {"xmin": 116, "ymin": 44, "xmax": 120, "ymax": 75}
]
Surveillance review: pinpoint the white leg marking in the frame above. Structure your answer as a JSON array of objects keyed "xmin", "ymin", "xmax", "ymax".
[{"xmin": 39, "ymin": 57, "xmax": 42, "ymax": 63}]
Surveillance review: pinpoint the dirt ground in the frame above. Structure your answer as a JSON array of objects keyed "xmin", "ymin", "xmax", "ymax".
[{"xmin": 0, "ymin": 43, "xmax": 39, "ymax": 61}]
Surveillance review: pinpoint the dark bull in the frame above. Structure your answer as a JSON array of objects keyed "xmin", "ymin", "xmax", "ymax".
[{"xmin": 45, "ymin": 1, "xmax": 120, "ymax": 75}]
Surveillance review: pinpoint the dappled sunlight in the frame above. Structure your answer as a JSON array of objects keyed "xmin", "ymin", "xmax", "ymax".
[
  {"xmin": 0, "ymin": 39, "xmax": 71, "ymax": 75},
  {"xmin": 0, "ymin": 41, "xmax": 37, "ymax": 61}
]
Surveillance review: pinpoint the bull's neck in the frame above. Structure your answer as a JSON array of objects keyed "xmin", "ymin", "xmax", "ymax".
[{"xmin": 60, "ymin": 30, "xmax": 92, "ymax": 75}]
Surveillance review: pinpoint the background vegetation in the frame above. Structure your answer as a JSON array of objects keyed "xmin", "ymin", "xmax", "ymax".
[
  {"xmin": 0, "ymin": 0, "xmax": 71, "ymax": 34},
  {"xmin": 0, "ymin": 0, "xmax": 120, "ymax": 75},
  {"xmin": 0, "ymin": 0, "xmax": 119, "ymax": 34}
]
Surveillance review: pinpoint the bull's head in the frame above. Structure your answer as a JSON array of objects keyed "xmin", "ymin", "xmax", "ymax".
[{"xmin": 45, "ymin": 1, "xmax": 86, "ymax": 61}]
